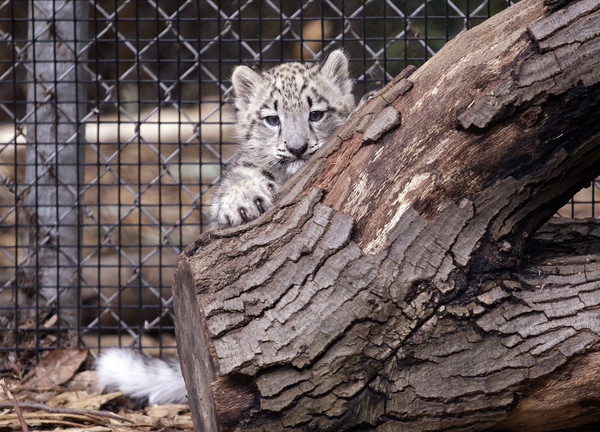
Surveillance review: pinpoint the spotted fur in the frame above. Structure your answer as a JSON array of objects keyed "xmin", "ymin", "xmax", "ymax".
[{"xmin": 211, "ymin": 50, "xmax": 356, "ymax": 226}]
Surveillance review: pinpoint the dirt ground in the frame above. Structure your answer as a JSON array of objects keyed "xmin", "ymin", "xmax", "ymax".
[{"xmin": 0, "ymin": 348, "xmax": 193, "ymax": 432}]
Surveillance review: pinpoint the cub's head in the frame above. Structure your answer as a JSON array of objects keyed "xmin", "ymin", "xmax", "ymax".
[{"xmin": 231, "ymin": 50, "xmax": 355, "ymax": 176}]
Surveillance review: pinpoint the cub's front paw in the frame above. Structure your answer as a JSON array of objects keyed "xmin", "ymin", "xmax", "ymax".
[{"xmin": 211, "ymin": 176, "xmax": 277, "ymax": 226}]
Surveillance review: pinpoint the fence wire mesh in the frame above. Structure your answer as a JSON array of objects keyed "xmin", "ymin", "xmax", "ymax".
[{"xmin": 0, "ymin": 0, "xmax": 597, "ymax": 367}]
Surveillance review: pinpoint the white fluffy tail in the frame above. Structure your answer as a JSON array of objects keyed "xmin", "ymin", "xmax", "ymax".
[{"xmin": 96, "ymin": 349, "xmax": 187, "ymax": 404}]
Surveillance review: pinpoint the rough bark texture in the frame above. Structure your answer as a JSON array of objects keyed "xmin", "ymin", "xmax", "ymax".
[{"xmin": 172, "ymin": 0, "xmax": 600, "ymax": 430}]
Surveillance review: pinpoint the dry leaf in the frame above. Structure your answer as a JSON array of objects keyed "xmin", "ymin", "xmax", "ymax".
[
  {"xmin": 66, "ymin": 370, "xmax": 98, "ymax": 392},
  {"xmin": 144, "ymin": 403, "xmax": 193, "ymax": 429},
  {"xmin": 48, "ymin": 390, "xmax": 123, "ymax": 410},
  {"xmin": 24, "ymin": 348, "xmax": 89, "ymax": 388},
  {"xmin": 144, "ymin": 403, "xmax": 188, "ymax": 418},
  {"xmin": 48, "ymin": 390, "xmax": 90, "ymax": 407}
]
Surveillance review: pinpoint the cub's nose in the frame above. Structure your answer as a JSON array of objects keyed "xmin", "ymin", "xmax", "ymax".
[{"xmin": 286, "ymin": 141, "xmax": 308, "ymax": 158}]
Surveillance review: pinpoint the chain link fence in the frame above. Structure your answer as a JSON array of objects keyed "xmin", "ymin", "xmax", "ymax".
[{"xmin": 0, "ymin": 0, "xmax": 597, "ymax": 368}]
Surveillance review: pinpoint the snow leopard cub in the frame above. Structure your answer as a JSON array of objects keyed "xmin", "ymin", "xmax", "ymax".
[
  {"xmin": 95, "ymin": 53, "xmax": 356, "ymax": 406},
  {"xmin": 211, "ymin": 49, "xmax": 356, "ymax": 226}
]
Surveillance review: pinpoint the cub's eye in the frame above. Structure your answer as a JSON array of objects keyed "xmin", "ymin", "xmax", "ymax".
[
  {"xmin": 309, "ymin": 110, "xmax": 325, "ymax": 122},
  {"xmin": 265, "ymin": 115, "xmax": 280, "ymax": 126}
]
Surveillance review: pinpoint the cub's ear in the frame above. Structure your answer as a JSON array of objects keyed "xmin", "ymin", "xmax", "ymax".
[
  {"xmin": 231, "ymin": 65, "xmax": 262, "ymax": 111},
  {"xmin": 319, "ymin": 49, "xmax": 353, "ymax": 95}
]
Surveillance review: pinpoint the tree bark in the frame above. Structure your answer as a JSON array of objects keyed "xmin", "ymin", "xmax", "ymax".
[{"xmin": 172, "ymin": 0, "xmax": 600, "ymax": 430}]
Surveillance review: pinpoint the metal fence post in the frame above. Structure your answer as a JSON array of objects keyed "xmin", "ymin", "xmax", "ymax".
[{"xmin": 23, "ymin": 0, "xmax": 88, "ymax": 328}]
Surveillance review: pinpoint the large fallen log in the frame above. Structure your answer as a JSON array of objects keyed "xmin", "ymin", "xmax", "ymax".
[{"xmin": 173, "ymin": 0, "xmax": 600, "ymax": 430}]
